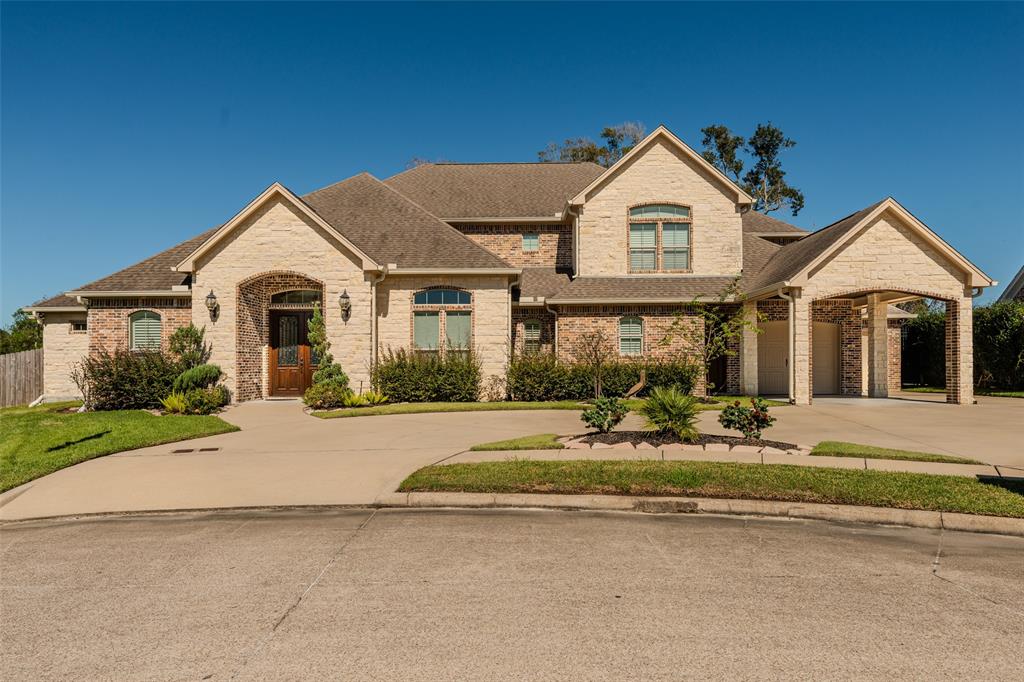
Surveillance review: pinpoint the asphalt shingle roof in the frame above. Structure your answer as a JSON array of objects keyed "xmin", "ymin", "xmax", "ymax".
[
  {"xmin": 516, "ymin": 267, "xmax": 572, "ymax": 300},
  {"xmin": 741, "ymin": 211, "xmax": 807, "ymax": 234},
  {"xmin": 548, "ymin": 276, "xmax": 737, "ymax": 303},
  {"xmin": 384, "ymin": 162, "xmax": 605, "ymax": 219}
]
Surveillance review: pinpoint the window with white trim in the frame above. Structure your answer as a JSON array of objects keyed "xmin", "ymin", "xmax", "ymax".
[
  {"xmin": 129, "ymin": 311, "xmax": 161, "ymax": 350},
  {"xmin": 523, "ymin": 319, "xmax": 541, "ymax": 353},
  {"xmin": 628, "ymin": 204, "xmax": 691, "ymax": 272},
  {"xmin": 619, "ymin": 317, "xmax": 643, "ymax": 356},
  {"xmin": 522, "ymin": 233, "xmax": 540, "ymax": 252}
]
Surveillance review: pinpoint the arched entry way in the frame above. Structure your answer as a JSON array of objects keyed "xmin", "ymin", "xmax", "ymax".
[{"xmin": 236, "ymin": 271, "xmax": 325, "ymax": 401}]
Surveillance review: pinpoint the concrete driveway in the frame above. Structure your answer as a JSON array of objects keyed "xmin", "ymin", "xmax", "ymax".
[
  {"xmin": 2, "ymin": 509, "xmax": 1021, "ymax": 679},
  {"xmin": 1, "ymin": 395, "xmax": 1021, "ymax": 521}
]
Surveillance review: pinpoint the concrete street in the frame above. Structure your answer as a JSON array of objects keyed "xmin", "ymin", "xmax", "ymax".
[{"xmin": 1, "ymin": 508, "xmax": 1021, "ymax": 680}]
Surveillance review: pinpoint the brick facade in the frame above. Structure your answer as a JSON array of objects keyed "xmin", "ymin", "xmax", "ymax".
[
  {"xmin": 86, "ymin": 298, "xmax": 192, "ymax": 354},
  {"xmin": 887, "ymin": 319, "xmax": 904, "ymax": 393},
  {"xmin": 457, "ymin": 224, "xmax": 571, "ymax": 269},
  {"xmin": 511, "ymin": 307, "xmax": 556, "ymax": 355}
]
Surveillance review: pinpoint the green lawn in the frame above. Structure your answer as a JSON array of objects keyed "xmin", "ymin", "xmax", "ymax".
[
  {"xmin": 904, "ymin": 386, "xmax": 1023, "ymax": 399},
  {"xmin": 0, "ymin": 402, "xmax": 239, "ymax": 492},
  {"xmin": 398, "ymin": 460, "xmax": 1024, "ymax": 518},
  {"xmin": 811, "ymin": 440, "xmax": 984, "ymax": 465},
  {"xmin": 470, "ymin": 433, "xmax": 565, "ymax": 451},
  {"xmin": 313, "ymin": 395, "xmax": 786, "ymax": 419}
]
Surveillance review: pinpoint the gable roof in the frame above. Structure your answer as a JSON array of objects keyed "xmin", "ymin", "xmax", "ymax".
[
  {"xmin": 569, "ymin": 125, "xmax": 755, "ymax": 206},
  {"xmin": 175, "ymin": 182, "xmax": 380, "ymax": 272},
  {"xmin": 997, "ymin": 264, "xmax": 1024, "ymax": 302},
  {"xmin": 741, "ymin": 211, "xmax": 806, "ymax": 235},
  {"xmin": 744, "ymin": 197, "xmax": 995, "ymax": 294},
  {"xmin": 385, "ymin": 162, "xmax": 604, "ymax": 220},
  {"xmin": 302, "ymin": 173, "xmax": 513, "ymax": 269}
]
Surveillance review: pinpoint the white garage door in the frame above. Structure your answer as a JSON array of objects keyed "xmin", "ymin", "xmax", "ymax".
[
  {"xmin": 813, "ymin": 322, "xmax": 840, "ymax": 395},
  {"xmin": 758, "ymin": 321, "xmax": 788, "ymax": 395}
]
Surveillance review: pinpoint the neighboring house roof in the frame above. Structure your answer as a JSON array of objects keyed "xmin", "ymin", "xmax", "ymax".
[
  {"xmin": 302, "ymin": 174, "xmax": 512, "ymax": 270},
  {"xmin": 997, "ymin": 264, "xmax": 1024, "ymax": 302},
  {"xmin": 569, "ymin": 125, "xmax": 755, "ymax": 207},
  {"xmin": 516, "ymin": 267, "xmax": 572, "ymax": 301},
  {"xmin": 547, "ymin": 276, "xmax": 737, "ymax": 304},
  {"xmin": 385, "ymin": 162, "xmax": 604, "ymax": 220},
  {"xmin": 741, "ymin": 211, "xmax": 806, "ymax": 235}
]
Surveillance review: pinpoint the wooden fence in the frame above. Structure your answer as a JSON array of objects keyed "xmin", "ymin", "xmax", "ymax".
[{"xmin": 0, "ymin": 348, "xmax": 44, "ymax": 407}]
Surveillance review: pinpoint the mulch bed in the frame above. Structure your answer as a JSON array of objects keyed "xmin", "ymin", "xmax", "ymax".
[{"xmin": 578, "ymin": 431, "xmax": 797, "ymax": 450}]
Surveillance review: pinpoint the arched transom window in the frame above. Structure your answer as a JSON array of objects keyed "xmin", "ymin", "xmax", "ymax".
[
  {"xmin": 129, "ymin": 311, "xmax": 162, "ymax": 351},
  {"xmin": 628, "ymin": 204, "xmax": 691, "ymax": 273},
  {"xmin": 412, "ymin": 288, "xmax": 472, "ymax": 356},
  {"xmin": 270, "ymin": 289, "xmax": 322, "ymax": 307}
]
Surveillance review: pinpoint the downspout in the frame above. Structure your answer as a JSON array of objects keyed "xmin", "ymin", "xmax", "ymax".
[
  {"xmin": 370, "ymin": 269, "xmax": 387, "ymax": 371},
  {"xmin": 545, "ymin": 301, "xmax": 559, "ymax": 357},
  {"xmin": 778, "ymin": 287, "xmax": 796, "ymax": 404},
  {"xmin": 565, "ymin": 204, "xmax": 581, "ymax": 277}
]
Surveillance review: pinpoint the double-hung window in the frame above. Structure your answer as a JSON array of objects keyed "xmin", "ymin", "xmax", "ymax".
[
  {"xmin": 628, "ymin": 204, "xmax": 692, "ymax": 272},
  {"xmin": 413, "ymin": 289, "xmax": 472, "ymax": 357},
  {"xmin": 619, "ymin": 317, "xmax": 643, "ymax": 356}
]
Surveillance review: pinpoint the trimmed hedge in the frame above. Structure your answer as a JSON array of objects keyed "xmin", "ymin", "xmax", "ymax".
[
  {"xmin": 506, "ymin": 353, "xmax": 700, "ymax": 401},
  {"xmin": 372, "ymin": 348, "xmax": 481, "ymax": 402}
]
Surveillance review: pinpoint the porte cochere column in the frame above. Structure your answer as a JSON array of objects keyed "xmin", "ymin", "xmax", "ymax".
[{"xmin": 945, "ymin": 294, "xmax": 974, "ymax": 405}]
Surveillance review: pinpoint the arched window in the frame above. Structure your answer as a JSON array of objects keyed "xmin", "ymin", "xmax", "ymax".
[
  {"xmin": 270, "ymin": 290, "xmax": 321, "ymax": 306},
  {"xmin": 523, "ymin": 319, "xmax": 541, "ymax": 353},
  {"xmin": 628, "ymin": 204, "xmax": 691, "ymax": 272},
  {"xmin": 129, "ymin": 311, "xmax": 162, "ymax": 351},
  {"xmin": 619, "ymin": 317, "xmax": 643, "ymax": 356},
  {"xmin": 412, "ymin": 288, "xmax": 472, "ymax": 356}
]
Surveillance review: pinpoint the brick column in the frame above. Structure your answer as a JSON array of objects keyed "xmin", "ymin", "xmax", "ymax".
[
  {"xmin": 945, "ymin": 296, "xmax": 974, "ymax": 405},
  {"xmin": 740, "ymin": 300, "xmax": 758, "ymax": 396},
  {"xmin": 866, "ymin": 294, "xmax": 888, "ymax": 398},
  {"xmin": 792, "ymin": 293, "xmax": 811, "ymax": 405}
]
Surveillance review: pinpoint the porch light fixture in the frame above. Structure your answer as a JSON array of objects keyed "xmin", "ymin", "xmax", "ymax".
[
  {"xmin": 339, "ymin": 289, "xmax": 352, "ymax": 322},
  {"xmin": 205, "ymin": 290, "xmax": 219, "ymax": 319}
]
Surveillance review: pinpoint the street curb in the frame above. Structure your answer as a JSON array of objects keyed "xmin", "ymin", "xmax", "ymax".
[
  {"xmin": 376, "ymin": 491, "xmax": 1024, "ymax": 537},
  {"xmin": 3, "ymin": 495, "xmax": 1023, "ymax": 538}
]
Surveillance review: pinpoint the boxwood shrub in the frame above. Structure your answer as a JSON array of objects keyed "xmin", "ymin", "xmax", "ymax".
[{"xmin": 372, "ymin": 348, "xmax": 481, "ymax": 402}]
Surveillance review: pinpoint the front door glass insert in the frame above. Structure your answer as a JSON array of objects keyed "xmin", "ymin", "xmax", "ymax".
[{"xmin": 278, "ymin": 315, "xmax": 299, "ymax": 366}]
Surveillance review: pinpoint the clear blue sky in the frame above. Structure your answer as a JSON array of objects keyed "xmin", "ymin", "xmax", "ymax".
[{"xmin": 2, "ymin": 2, "xmax": 1022, "ymax": 320}]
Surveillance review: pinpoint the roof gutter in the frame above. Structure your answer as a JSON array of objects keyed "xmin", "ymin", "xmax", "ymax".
[
  {"xmin": 66, "ymin": 290, "xmax": 190, "ymax": 298},
  {"xmin": 547, "ymin": 296, "xmax": 736, "ymax": 305},
  {"xmin": 24, "ymin": 306, "xmax": 86, "ymax": 315},
  {"xmin": 385, "ymin": 267, "xmax": 522, "ymax": 276},
  {"xmin": 443, "ymin": 216, "xmax": 565, "ymax": 224},
  {"xmin": 370, "ymin": 267, "xmax": 388, "ymax": 372}
]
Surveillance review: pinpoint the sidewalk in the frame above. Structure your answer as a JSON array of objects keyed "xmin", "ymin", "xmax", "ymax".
[{"xmin": 446, "ymin": 447, "xmax": 1019, "ymax": 479}]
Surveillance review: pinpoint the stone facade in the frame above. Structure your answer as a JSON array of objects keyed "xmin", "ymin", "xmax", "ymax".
[
  {"xmin": 40, "ymin": 312, "xmax": 89, "ymax": 399},
  {"xmin": 576, "ymin": 138, "xmax": 742, "ymax": 277},
  {"xmin": 457, "ymin": 224, "xmax": 571, "ymax": 269},
  {"xmin": 86, "ymin": 298, "xmax": 192, "ymax": 354},
  {"xmin": 191, "ymin": 196, "xmax": 373, "ymax": 397},
  {"xmin": 376, "ymin": 274, "xmax": 511, "ymax": 388}
]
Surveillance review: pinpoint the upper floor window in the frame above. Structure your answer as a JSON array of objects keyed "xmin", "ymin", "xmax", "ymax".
[
  {"xmin": 523, "ymin": 319, "xmax": 541, "ymax": 353},
  {"xmin": 129, "ymin": 311, "xmax": 162, "ymax": 351},
  {"xmin": 522, "ymin": 233, "xmax": 540, "ymax": 252},
  {"xmin": 619, "ymin": 317, "xmax": 643, "ymax": 356},
  {"xmin": 413, "ymin": 288, "xmax": 472, "ymax": 356},
  {"xmin": 628, "ymin": 204, "xmax": 691, "ymax": 273}
]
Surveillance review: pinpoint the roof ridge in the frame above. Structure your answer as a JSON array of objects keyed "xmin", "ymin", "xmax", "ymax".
[{"xmin": 302, "ymin": 171, "xmax": 376, "ymax": 200}]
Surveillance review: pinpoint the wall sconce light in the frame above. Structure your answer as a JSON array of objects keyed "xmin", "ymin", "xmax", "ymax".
[
  {"xmin": 339, "ymin": 289, "xmax": 352, "ymax": 322},
  {"xmin": 205, "ymin": 290, "xmax": 219, "ymax": 319}
]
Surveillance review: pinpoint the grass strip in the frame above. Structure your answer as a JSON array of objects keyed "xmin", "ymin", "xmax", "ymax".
[
  {"xmin": 1, "ymin": 402, "xmax": 239, "ymax": 492},
  {"xmin": 399, "ymin": 459, "xmax": 1024, "ymax": 518},
  {"xmin": 470, "ymin": 433, "xmax": 564, "ymax": 451},
  {"xmin": 904, "ymin": 387, "xmax": 1023, "ymax": 399},
  {"xmin": 811, "ymin": 440, "xmax": 984, "ymax": 465}
]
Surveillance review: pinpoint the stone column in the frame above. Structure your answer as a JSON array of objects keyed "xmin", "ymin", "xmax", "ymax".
[
  {"xmin": 792, "ymin": 292, "xmax": 811, "ymax": 405},
  {"xmin": 866, "ymin": 294, "xmax": 889, "ymax": 398},
  {"xmin": 945, "ymin": 295, "xmax": 974, "ymax": 405},
  {"xmin": 740, "ymin": 300, "xmax": 759, "ymax": 396}
]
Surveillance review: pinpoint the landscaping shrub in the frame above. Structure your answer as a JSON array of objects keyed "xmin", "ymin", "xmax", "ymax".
[
  {"xmin": 172, "ymin": 363, "xmax": 223, "ymax": 392},
  {"xmin": 506, "ymin": 354, "xmax": 699, "ymax": 401},
  {"xmin": 361, "ymin": 390, "xmax": 388, "ymax": 405},
  {"xmin": 160, "ymin": 391, "xmax": 188, "ymax": 415},
  {"xmin": 718, "ymin": 397, "xmax": 776, "ymax": 440},
  {"xmin": 312, "ymin": 363, "xmax": 350, "ymax": 390},
  {"xmin": 901, "ymin": 309, "xmax": 946, "ymax": 388},
  {"xmin": 974, "ymin": 301, "xmax": 1024, "ymax": 390},
  {"xmin": 302, "ymin": 382, "xmax": 352, "ymax": 409},
  {"xmin": 343, "ymin": 392, "xmax": 368, "ymax": 408},
  {"xmin": 81, "ymin": 349, "xmax": 181, "ymax": 411},
  {"xmin": 371, "ymin": 348, "xmax": 481, "ymax": 402},
  {"xmin": 639, "ymin": 385, "xmax": 700, "ymax": 443},
  {"xmin": 581, "ymin": 396, "xmax": 628, "ymax": 433},
  {"xmin": 168, "ymin": 323, "xmax": 212, "ymax": 369}
]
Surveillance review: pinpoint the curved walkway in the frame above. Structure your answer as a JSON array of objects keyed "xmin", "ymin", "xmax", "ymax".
[{"xmin": 1, "ymin": 396, "xmax": 1021, "ymax": 521}]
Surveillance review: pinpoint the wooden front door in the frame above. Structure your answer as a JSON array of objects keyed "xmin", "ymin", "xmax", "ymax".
[{"xmin": 269, "ymin": 311, "xmax": 316, "ymax": 397}]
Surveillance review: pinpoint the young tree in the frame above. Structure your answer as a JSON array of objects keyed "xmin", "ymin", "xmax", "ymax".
[
  {"xmin": 0, "ymin": 309, "xmax": 42, "ymax": 354},
  {"xmin": 538, "ymin": 122, "xmax": 646, "ymax": 168},
  {"xmin": 699, "ymin": 122, "xmax": 805, "ymax": 216},
  {"xmin": 571, "ymin": 329, "xmax": 616, "ymax": 398},
  {"xmin": 307, "ymin": 303, "xmax": 349, "ymax": 389},
  {"xmin": 168, "ymin": 323, "xmax": 212, "ymax": 369},
  {"xmin": 660, "ymin": 282, "xmax": 762, "ymax": 397}
]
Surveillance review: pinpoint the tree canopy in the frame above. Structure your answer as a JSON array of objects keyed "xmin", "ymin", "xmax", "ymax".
[
  {"xmin": 0, "ymin": 309, "xmax": 43, "ymax": 355},
  {"xmin": 537, "ymin": 122, "xmax": 646, "ymax": 167}
]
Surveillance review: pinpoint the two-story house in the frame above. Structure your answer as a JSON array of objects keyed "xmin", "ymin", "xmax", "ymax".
[{"xmin": 27, "ymin": 126, "xmax": 995, "ymax": 405}]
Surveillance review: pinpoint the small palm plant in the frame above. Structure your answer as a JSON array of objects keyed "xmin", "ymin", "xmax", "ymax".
[{"xmin": 639, "ymin": 385, "xmax": 700, "ymax": 443}]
